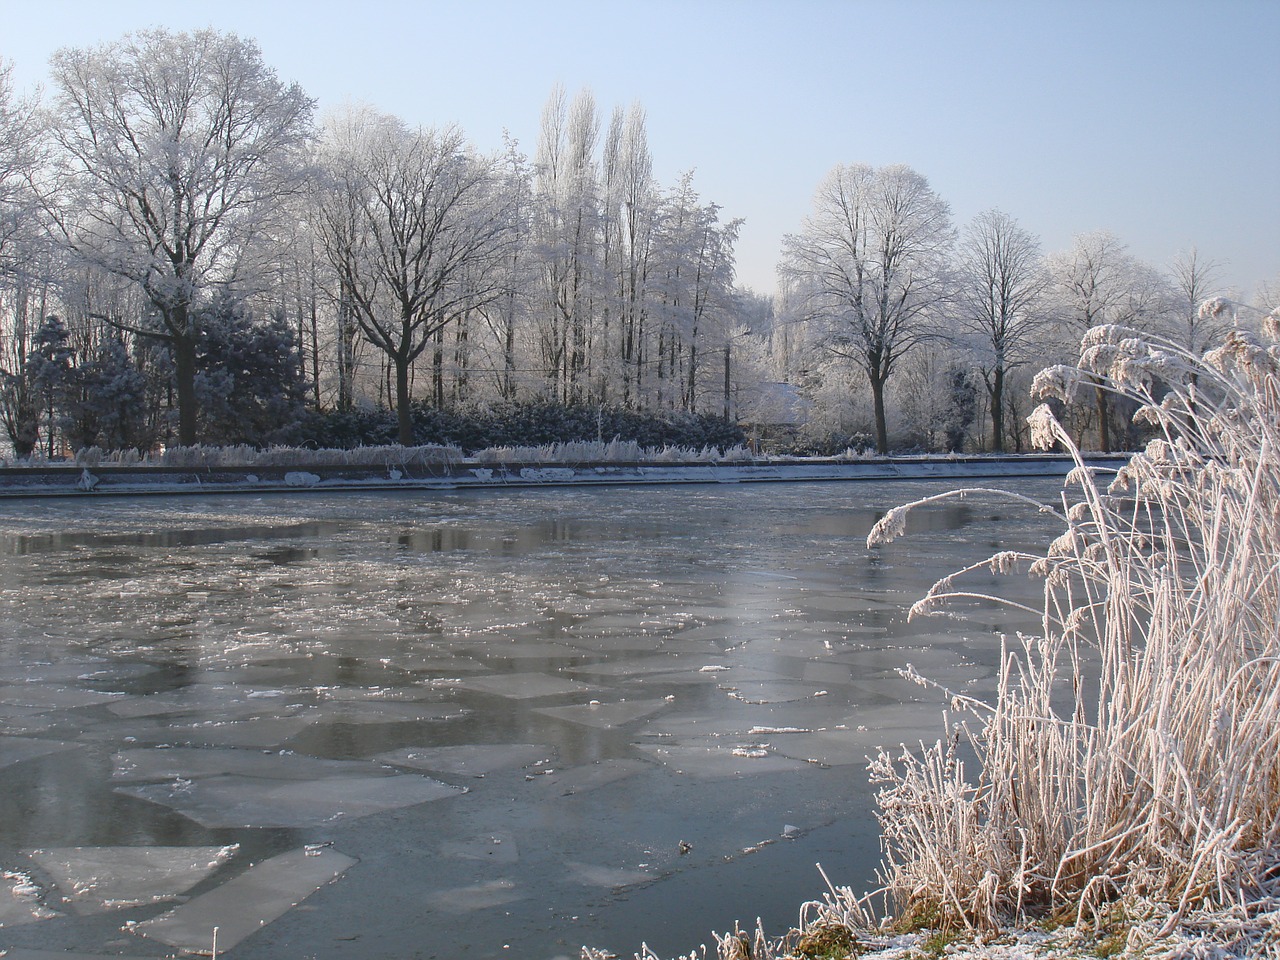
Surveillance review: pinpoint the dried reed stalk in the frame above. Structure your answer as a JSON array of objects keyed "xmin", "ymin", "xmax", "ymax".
[{"xmin": 863, "ymin": 316, "xmax": 1280, "ymax": 931}]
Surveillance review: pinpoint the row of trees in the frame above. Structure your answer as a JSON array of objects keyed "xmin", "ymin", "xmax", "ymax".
[
  {"xmin": 777, "ymin": 165, "xmax": 1258, "ymax": 453},
  {"xmin": 0, "ymin": 28, "xmax": 1272, "ymax": 459}
]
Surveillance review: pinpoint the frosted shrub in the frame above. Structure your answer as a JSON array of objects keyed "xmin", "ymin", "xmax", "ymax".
[
  {"xmin": 865, "ymin": 320, "xmax": 1280, "ymax": 936},
  {"xmin": 153, "ymin": 443, "xmax": 462, "ymax": 469}
]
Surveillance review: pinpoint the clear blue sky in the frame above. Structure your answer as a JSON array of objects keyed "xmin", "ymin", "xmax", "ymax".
[{"xmin": 5, "ymin": 0, "xmax": 1277, "ymax": 299}]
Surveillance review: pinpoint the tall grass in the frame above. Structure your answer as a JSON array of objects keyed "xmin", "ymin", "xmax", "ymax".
[{"xmin": 861, "ymin": 318, "xmax": 1280, "ymax": 937}]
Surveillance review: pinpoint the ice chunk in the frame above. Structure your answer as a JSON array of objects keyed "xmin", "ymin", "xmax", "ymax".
[
  {"xmin": 112, "ymin": 747, "xmax": 384, "ymax": 783},
  {"xmin": 454, "ymin": 672, "xmax": 598, "ymax": 700},
  {"xmin": 309, "ymin": 701, "xmax": 471, "ymax": 724},
  {"xmin": 426, "ymin": 878, "xmax": 522, "ymax": 912},
  {"xmin": 564, "ymin": 861, "xmax": 653, "ymax": 889},
  {"xmin": 634, "ymin": 743, "xmax": 812, "ymax": 779},
  {"xmin": 0, "ymin": 736, "xmax": 81, "ymax": 770},
  {"xmin": 0, "ymin": 951, "xmax": 126, "ymax": 959},
  {"xmin": 458, "ymin": 641, "xmax": 584, "ymax": 660},
  {"xmin": 130, "ymin": 846, "xmax": 356, "ymax": 952},
  {"xmin": 441, "ymin": 832, "xmax": 519, "ymax": 864},
  {"xmin": 116, "ymin": 772, "xmax": 466, "ymax": 828},
  {"xmin": 28, "ymin": 845, "xmax": 235, "ymax": 914},
  {"xmin": 0, "ymin": 868, "xmax": 59, "ymax": 926},
  {"xmin": 533, "ymin": 698, "xmax": 668, "ymax": 729},
  {"xmin": 373, "ymin": 743, "xmax": 554, "ymax": 776},
  {"xmin": 527, "ymin": 758, "xmax": 650, "ymax": 794},
  {"xmin": 0, "ymin": 684, "xmax": 122, "ymax": 710},
  {"xmin": 159, "ymin": 715, "xmax": 316, "ymax": 748},
  {"xmin": 565, "ymin": 657, "xmax": 688, "ymax": 677},
  {"xmin": 725, "ymin": 681, "xmax": 831, "ymax": 703}
]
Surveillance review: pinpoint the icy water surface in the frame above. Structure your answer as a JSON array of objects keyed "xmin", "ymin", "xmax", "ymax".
[{"xmin": 0, "ymin": 480, "xmax": 1062, "ymax": 959}]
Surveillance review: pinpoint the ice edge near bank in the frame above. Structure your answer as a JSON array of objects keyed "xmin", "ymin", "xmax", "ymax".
[{"xmin": 0, "ymin": 454, "xmax": 1131, "ymax": 498}]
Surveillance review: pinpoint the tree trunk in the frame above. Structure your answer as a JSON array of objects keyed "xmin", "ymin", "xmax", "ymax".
[
  {"xmin": 172, "ymin": 322, "xmax": 199, "ymax": 447},
  {"xmin": 870, "ymin": 372, "xmax": 889, "ymax": 455},
  {"xmin": 395, "ymin": 356, "xmax": 413, "ymax": 446},
  {"xmin": 1095, "ymin": 382, "xmax": 1111, "ymax": 453},
  {"xmin": 989, "ymin": 366, "xmax": 1005, "ymax": 453}
]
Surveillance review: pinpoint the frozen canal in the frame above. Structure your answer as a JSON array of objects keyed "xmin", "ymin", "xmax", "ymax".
[{"xmin": 0, "ymin": 479, "xmax": 1060, "ymax": 959}]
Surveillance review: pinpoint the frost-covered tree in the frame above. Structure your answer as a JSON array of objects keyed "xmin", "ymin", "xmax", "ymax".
[
  {"xmin": 26, "ymin": 314, "xmax": 76, "ymax": 456},
  {"xmin": 1168, "ymin": 247, "xmax": 1228, "ymax": 355},
  {"xmin": 781, "ymin": 163, "xmax": 955, "ymax": 453},
  {"xmin": 1047, "ymin": 232, "xmax": 1174, "ymax": 451},
  {"xmin": 533, "ymin": 86, "xmax": 605, "ymax": 403},
  {"xmin": 0, "ymin": 59, "xmax": 41, "ymax": 278},
  {"xmin": 956, "ymin": 209, "xmax": 1049, "ymax": 452},
  {"xmin": 61, "ymin": 336, "xmax": 151, "ymax": 452},
  {"xmin": 317, "ymin": 108, "xmax": 510, "ymax": 443},
  {"xmin": 651, "ymin": 172, "xmax": 741, "ymax": 413},
  {"xmin": 44, "ymin": 29, "xmax": 315, "ymax": 446},
  {"xmin": 193, "ymin": 294, "xmax": 308, "ymax": 445}
]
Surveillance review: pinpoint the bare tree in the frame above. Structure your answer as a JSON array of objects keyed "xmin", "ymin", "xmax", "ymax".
[
  {"xmin": 316, "ymin": 109, "xmax": 511, "ymax": 443},
  {"xmin": 0, "ymin": 59, "xmax": 41, "ymax": 277},
  {"xmin": 956, "ymin": 209, "xmax": 1049, "ymax": 452},
  {"xmin": 43, "ymin": 29, "xmax": 314, "ymax": 446},
  {"xmin": 1168, "ymin": 247, "xmax": 1228, "ymax": 354},
  {"xmin": 533, "ymin": 86, "xmax": 603, "ymax": 403},
  {"xmin": 781, "ymin": 163, "xmax": 954, "ymax": 453},
  {"xmin": 1048, "ymin": 231, "xmax": 1174, "ymax": 451}
]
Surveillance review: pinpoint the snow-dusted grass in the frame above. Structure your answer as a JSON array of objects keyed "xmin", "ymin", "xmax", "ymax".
[
  {"xmin": 18, "ymin": 439, "xmax": 759, "ymax": 469},
  {"xmin": 851, "ymin": 319, "xmax": 1280, "ymax": 947},
  {"xmin": 470, "ymin": 440, "xmax": 756, "ymax": 464}
]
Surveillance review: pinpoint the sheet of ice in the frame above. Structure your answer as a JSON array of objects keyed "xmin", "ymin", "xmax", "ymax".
[
  {"xmin": 426, "ymin": 878, "xmax": 522, "ymax": 912},
  {"xmin": 527, "ymin": 758, "xmax": 651, "ymax": 794},
  {"xmin": 722, "ymin": 680, "xmax": 832, "ymax": 703},
  {"xmin": 564, "ymin": 656, "xmax": 690, "ymax": 678},
  {"xmin": 0, "ymin": 684, "xmax": 122, "ymax": 710},
  {"xmin": 634, "ymin": 743, "xmax": 813, "ymax": 779},
  {"xmin": 116, "ymin": 772, "xmax": 465, "ymax": 828},
  {"xmin": 0, "ymin": 736, "xmax": 81, "ymax": 769},
  {"xmin": 0, "ymin": 951, "xmax": 129, "ymax": 959},
  {"xmin": 112, "ymin": 747, "xmax": 390, "ymax": 782},
  {"xmin": 564, "ymin": 861, "xmax": 653, "ymax": 889},
  {"xmin": 441, "ymin": 832, "xmax": 519, "ymax": 864},
  {"xmin": 28, "ymin": 845, "xmax": 235, "ymax": 914},
  {"xmin": 373, "ymin": 743, "xmax": 554, "ymax": 776},
  {"xmin": 105, "ymin": 688, "xmax": 308, "ymax": 719},
  {"xmin": 458, "ymin": 641, "xmax": 584, "ymax": 660},
  {"xmin": 308, "ymin": 701, "xmax": 471, "ymax": 724},
  {"xmin": 158, "ymin": 715, "xmax": 317, "ymax": 748},
  {"xmin": 0, "ymin": 869, "xmax": 59, "ymax": 926},
  {"xmin": 453, "ymin": 672, "xmax": 599, "ymax": 700},
  {"xmin": 130, "ymin": 846, "xmax": 357, "ymax": 953},
  {"xmin": 533, "ymin": 698, "xmax": 669, "ymax": 728}
]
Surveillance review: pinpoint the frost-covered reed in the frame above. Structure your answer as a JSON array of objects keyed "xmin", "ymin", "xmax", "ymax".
[{"xmin": 858, "ymin": 315, "xmax": 1280, "ymax": 940}]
